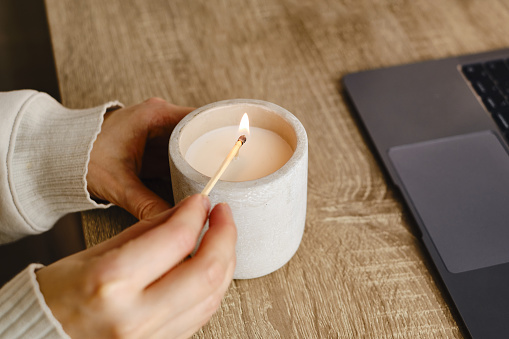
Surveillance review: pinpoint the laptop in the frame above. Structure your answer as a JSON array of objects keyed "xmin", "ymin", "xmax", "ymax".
[{"xmin": 343, "ymin": 48, "xmax": 509, "ymax": 339}]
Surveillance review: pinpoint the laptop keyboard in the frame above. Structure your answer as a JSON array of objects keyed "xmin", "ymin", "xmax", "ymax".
[{"xmin": 462, "ymin": 59, "xmax": 509, "ymax": 134}]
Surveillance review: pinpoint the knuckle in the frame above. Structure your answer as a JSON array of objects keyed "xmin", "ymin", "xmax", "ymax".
[
  {"xmin": 175, "ymin": 226, "xmax": 198, "ymax": 255},
  {"xmin": 109, "ymin": 323, "xmax": 137, "ymax": 339},
  {"xmin": 144, "ymin": 96, "xmax": 166, "ymax": 105},
  {"xmin": 136, "ymin": 199, "xmax": 158, "ymax": 220},
  {"xmin": 203, "ymin": 259, "xmax": 227, "ymax": 291},
  {"xmin": 87, "ymin": 252, "xmax": 126, "ymax": 297},
  {"xmin": 139, "ymin": 97, "xmax": 167, "ymax": 125}
]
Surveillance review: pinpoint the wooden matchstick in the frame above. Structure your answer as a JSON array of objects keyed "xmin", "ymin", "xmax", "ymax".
[{"xmin": 201, "ymin": 135, "xmax": 247, "ymax": 196}]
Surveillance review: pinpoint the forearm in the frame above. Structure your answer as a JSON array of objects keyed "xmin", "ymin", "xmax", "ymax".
[
  {"xmin": 0, "ymin": 90, "xmax": 123, "ymax": 338},
  {"xmin": 0, "ymin": 90, "xmax": 121, "ymax": 243}
]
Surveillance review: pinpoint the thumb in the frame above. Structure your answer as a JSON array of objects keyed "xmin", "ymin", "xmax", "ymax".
[{"xmin": 122, "ymin": 178, "xmax": 172, "ymax": 219}]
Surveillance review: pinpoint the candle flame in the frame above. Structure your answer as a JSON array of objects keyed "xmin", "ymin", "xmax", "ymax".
[{"xmin": 239, "ymin": 113, "xmax": 249, "ymax": 136}]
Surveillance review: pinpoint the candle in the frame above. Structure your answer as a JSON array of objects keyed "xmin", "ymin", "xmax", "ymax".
[
  {"xmin": 169, "ymin": 99, "xmax": 308, "ymax": 279},
  {"xmin": 185, "ymin": 125, "xmax": 293, "ymax": 182}
]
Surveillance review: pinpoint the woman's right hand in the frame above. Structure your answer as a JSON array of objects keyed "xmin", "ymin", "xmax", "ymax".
[{"xmin": 36, "ymin": 194, "xmax": 237, "ymax": 339}]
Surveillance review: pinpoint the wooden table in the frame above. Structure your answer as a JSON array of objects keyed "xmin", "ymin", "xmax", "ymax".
[{"xmin": 45, "ymin": 0, "xmax": 509, "ymax": 337}]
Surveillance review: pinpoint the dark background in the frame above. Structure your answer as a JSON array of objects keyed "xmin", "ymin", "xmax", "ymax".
[{"xmin": 0, "ymin": 0, "xmax": 85, "ymax": 285}]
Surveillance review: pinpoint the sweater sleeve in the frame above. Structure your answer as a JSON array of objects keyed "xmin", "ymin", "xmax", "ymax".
[
  {"xmin": 0, "ymin": 90, "xmax": 124, "ymax": 338},
  {"xmin": 0, "ymin": 264, "xmax": 70, "ymax": 339},
  {"xmin": 0, "ymin": 90, "xmax": 122, "ymax": 243}
]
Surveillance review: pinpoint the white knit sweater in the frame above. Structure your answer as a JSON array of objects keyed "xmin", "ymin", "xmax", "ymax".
[{"xmin": 0, "ymin": 90, "xmax": 121, "ymax": 338}]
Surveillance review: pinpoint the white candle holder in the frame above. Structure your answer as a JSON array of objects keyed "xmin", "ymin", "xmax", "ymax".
[{"xmin": 169, "ymin": 99, "xmax": 308, "ymax": 279}]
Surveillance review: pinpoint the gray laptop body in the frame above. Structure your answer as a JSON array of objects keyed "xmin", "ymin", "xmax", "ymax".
[{"xmin": 344, "ymin": 48, "xmax": 509, "ymax": 339}]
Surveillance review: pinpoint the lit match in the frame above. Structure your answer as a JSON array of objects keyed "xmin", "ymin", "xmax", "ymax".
[{"xmin": 201, "ymin": 113, "xmax": 249, "ymax": 195}]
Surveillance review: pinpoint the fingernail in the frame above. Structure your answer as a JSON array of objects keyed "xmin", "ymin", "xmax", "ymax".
[
  {"xmin": 201, "ymin": 195, "xmax": 211, "ymax": 211},
  {"xmin": 218, "ymin": 202, "xmax": 232, "ymax": 216}
]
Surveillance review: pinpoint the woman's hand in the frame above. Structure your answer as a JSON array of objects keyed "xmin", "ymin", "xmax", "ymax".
[
  {"xmin": 36, "ymin": 195, "xmax": 237, "ymax": 339},
  {"xmin": 87, "ymin": 97, "xmax": 194, "ymax": 219}
]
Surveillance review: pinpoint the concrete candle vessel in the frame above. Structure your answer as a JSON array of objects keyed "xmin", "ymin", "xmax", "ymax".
[{"xmin": 169, "ymin": 99, "xmax": 308, "ymax": 279}]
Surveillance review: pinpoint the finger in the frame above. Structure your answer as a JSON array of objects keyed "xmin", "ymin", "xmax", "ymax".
[
  {"xmin": 80, "ymin": 207, "xmax": 178, "ymax": 259},
  {"xmin": 121, "ymin": 177, "xmax": 172, "ymax": 220},
  {"xmin": 141, "ymin": 99, "xmax": 194, "ymax": 138},
  {"xmin": 142, "ymin": 203, "xmax": 237, "ymax": 321},
  {"xmin": 151, "ymin": 260, "xmax": 236, "ymax": 339},
  {"xmin": 93, "ymin": 194, "xmax": 210, "ymax": 290}
]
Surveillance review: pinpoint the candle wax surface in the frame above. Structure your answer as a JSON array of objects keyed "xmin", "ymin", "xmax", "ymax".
[{"xmin": 185, "ymin": 126, "xmax": 293, "ymax": 182}]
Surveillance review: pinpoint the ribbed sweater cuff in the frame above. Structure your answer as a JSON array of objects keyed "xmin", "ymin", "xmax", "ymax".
[
  {"xmin": 8, "ymin": 93, "xmax": 122, "ymax": 235},
  {"xmin": 0, "ymin": 264, "xmax": 70, "ymax": 339}
]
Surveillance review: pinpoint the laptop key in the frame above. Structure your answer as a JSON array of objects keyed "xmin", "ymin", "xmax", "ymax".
[
  {"xmin": 485, "ymin": 60, "xmax": 509, "ymax": 83},
  {"xmin": 492, "ymin": 109, "xmax": 509, "ymax": 131},
  {"xmin": 482, "ymin": 91, "xmax": 509, "ymax": 112},
  {"xmin": 462, "ymin": 63, "xmax": 489, "ymax": 82},
  {"xmin": 498, "ymin": 83, "xmax": 509, "ymax": 98},
  {"xmin": 472, "ymin": 78, "xmax": 498, "ymax": 96},
  {"xmin": 461, "ymin": 59, "xmax": 509, "ymax": 139}
]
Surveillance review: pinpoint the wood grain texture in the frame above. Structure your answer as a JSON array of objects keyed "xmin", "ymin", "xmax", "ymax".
[{"xmin": 45, "ymin": 0, "xmax": 509, "ymax": 337}]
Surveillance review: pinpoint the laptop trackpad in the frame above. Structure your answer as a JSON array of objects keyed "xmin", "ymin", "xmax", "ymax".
[{"xmin": 389, "ymin": 131, "xmax": 509, "ymax": 273}]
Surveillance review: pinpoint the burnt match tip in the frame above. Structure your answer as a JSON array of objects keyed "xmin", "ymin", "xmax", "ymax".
[{"xmin": 238, "ymin": 135, "xmax": 247, "ymax": 144}]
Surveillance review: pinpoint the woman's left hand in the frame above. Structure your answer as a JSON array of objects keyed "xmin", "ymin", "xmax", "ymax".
[{"xmin": 87, "ymin": 97, "xmax": 194, "ymax": 219}]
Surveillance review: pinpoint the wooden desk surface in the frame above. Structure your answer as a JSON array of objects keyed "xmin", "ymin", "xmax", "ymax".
[{"xmin": 45, "ymin": 0, "xmax": 509, "ymax": 337}]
